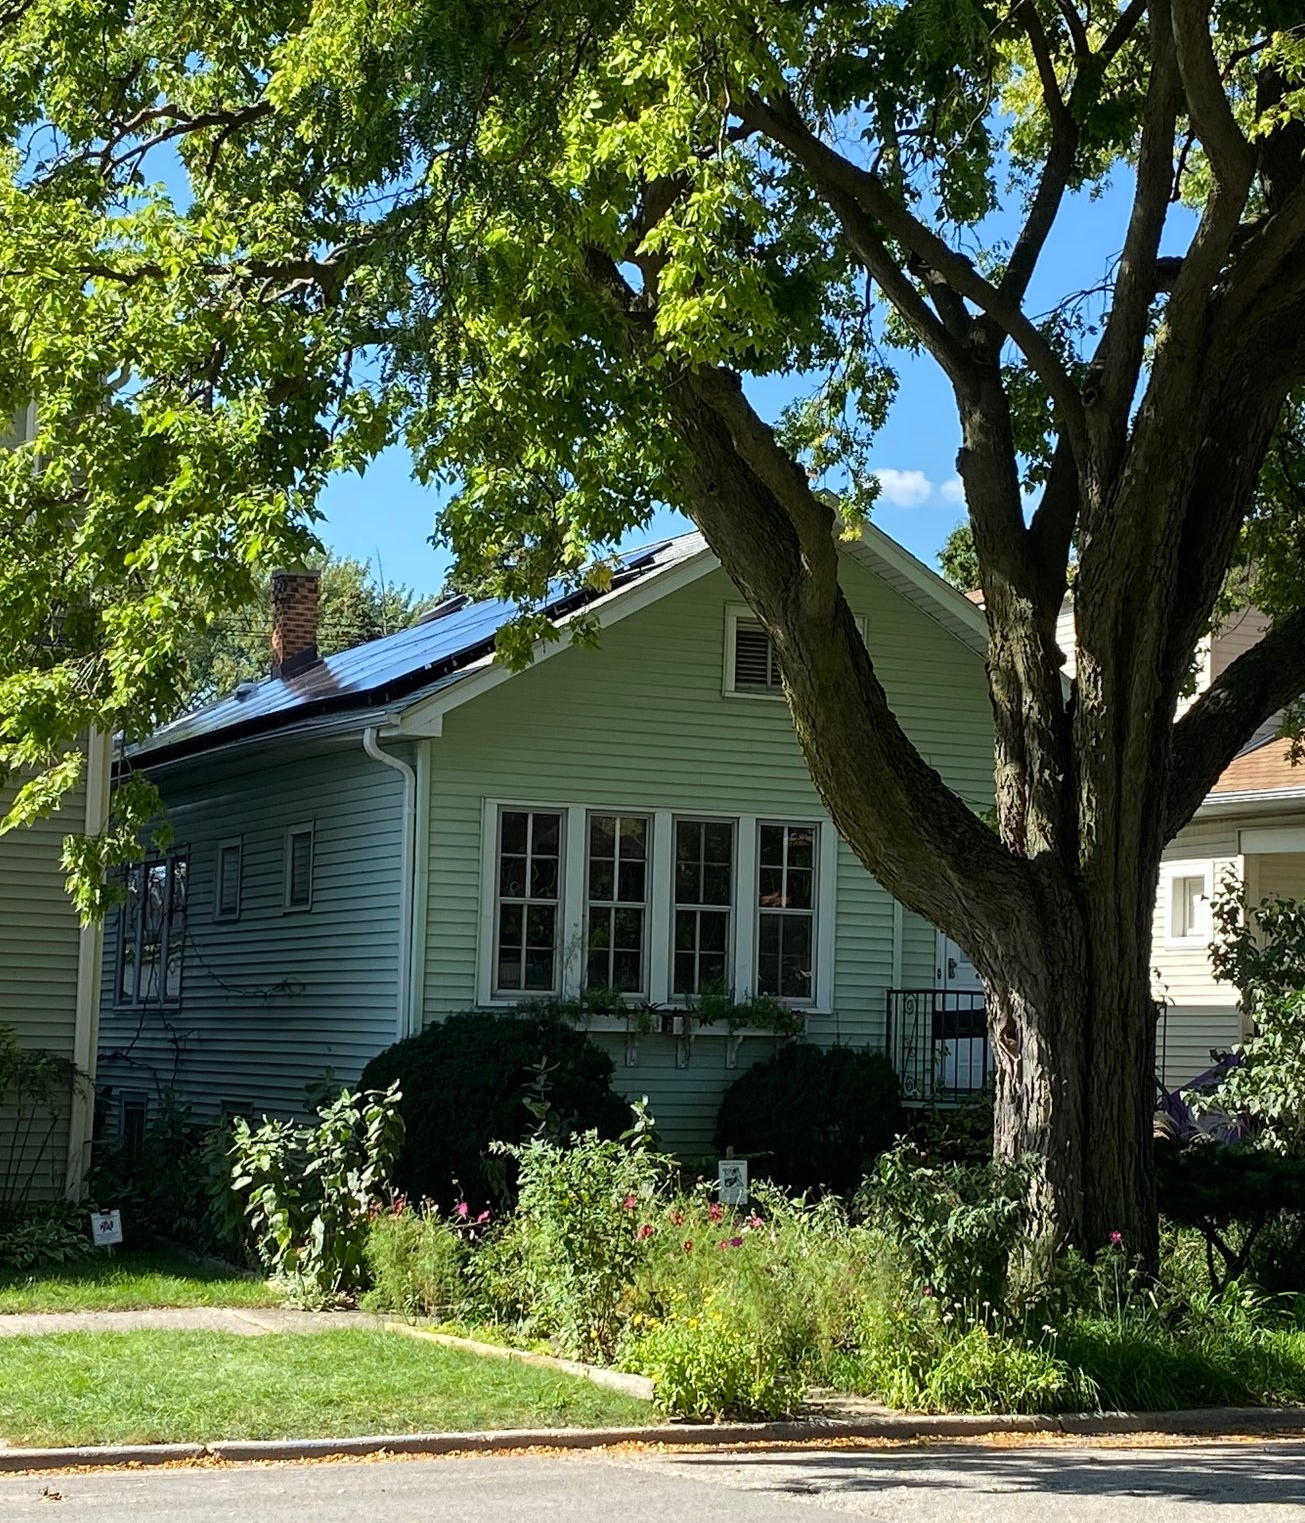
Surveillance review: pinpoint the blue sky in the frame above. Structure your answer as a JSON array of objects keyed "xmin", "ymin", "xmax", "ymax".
[{"xmin": 317, "ymin": 175, "xmax": 1195, "ymax": 595}]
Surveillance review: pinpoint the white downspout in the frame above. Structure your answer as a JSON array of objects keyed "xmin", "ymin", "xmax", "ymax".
[{"xmin": 363, "ymin": 726, "xmax": 417, "ymax": 1042}]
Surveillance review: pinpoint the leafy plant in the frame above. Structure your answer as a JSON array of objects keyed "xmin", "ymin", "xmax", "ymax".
[
  {"xmin": 1209, "ymin": 885, "xmax": 1305, "ymax": 1152},
  {"xmin": 359, "ymin": 1011, "xmax": 629, "ymax": 1210},
  {"xmin": 485, "ymin": 1122, "xmax": 675, "ymax": 1361},
  {"xmin": 860, "ymin": 1143, "xmax": 1032, "ymax": 1312},
  {"xmin": 230, "ymin": 1084, "xmax": 403, "ymax": 1307},
  {"xmin": 714, "ymin": 1043, "xmax": 902, "ymax": 1196},
  {"xmin": 624, "ymin": 1306, "xmax": 804, "ymax": 1420},
  {"xmin": 0, "ymin": 1201, "xmax": 93, "ymax": 1272},
  {"xmin": 362, "ymin": 1202, "xmax": 470, "ymax": 1319}
]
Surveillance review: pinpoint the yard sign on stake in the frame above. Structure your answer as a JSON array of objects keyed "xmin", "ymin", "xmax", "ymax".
[{"xmin": 718, "ymin": 1158, "xmax": 748, "ymax": 1206}]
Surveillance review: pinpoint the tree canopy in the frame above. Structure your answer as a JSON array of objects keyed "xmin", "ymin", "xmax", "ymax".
[{"xmin": 1, "ymin": 0, "xmax": 1304, "ymax": 1247}]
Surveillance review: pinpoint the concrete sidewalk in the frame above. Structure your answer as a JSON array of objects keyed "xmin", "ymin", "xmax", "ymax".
[{"xmin": 0, "ymin": 1307, "xmax": 386, "ymax": 1336}]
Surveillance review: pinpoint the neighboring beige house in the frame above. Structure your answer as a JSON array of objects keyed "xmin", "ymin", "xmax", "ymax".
[
  {"xmin": 0, "ymin": 735, "xmax": 111, "ymax": 1199},
  {"xmin": 0, "ymin": 403, "xmax": 110, "ymax": 1201}
]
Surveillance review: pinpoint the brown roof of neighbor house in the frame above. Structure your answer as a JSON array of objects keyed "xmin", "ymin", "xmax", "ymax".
[{"xmin": 1210, "ymin": 733, "xmax": 1305, "ymax": 795}]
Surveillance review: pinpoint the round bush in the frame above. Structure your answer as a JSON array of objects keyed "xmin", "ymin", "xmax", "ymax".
[
  {"xmin": 359, "ymin": 1011, "xmax": 630, "ymax": 1210},
  {"xmin": 713, "ymin": 1042, "xmax": 902, "ymax": 1197}
]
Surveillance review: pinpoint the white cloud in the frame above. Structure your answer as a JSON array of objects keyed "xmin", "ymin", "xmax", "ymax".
[
  {"xmin": 873, "ymin": 468, "xmax": 934, "ymax": 509},
  {"xmin": 939, "ymin": 476, "xmax": 965, "ymax": 504}
]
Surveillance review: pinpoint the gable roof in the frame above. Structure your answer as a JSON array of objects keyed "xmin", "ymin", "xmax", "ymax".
[
  {"xmin": 130, "ymin": 524, "xmax": 987, "ymax": 768},
  {"xmin": 1208, "ymin": 725, "xmax": 1305, "ymax": 800}
]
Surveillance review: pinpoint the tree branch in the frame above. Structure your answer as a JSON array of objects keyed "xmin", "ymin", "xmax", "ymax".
[
  {"xmin": 741, "ymin": 94, "xmax": 1088, "ymax": 457},
  {"xmin": 1166, "ymin": 607, "xmax": 1305, "ymax": 838},
  {"xmin": 1170, "ymin": 0, "xmax": 1254, "ymax": 189}
]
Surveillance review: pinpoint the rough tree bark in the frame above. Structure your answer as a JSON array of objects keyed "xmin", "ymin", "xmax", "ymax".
[{"xmin": 580, "ymin": 0, "xmax": 1305, "ymax": 1258}]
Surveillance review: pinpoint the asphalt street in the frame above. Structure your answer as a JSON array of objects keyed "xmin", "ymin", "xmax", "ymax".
[{"xmin": 2, "ymin": 1441, "xmax": 1304, "ymax": 1521}]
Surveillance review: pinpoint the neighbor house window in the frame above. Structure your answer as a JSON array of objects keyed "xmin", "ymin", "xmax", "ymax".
[
  {"xmin": 727, "ymin": 613, "xmax": 782, "ymax": 696},
  {"xmin": 495, "ymin": 808, "xmax": 563, "ymax": 994},
  {"xmin": 116, "ymin": 854, "xmax": 188, "ymax": 1006},
  {"xmin": 1168, "ymin": 869, "xmax": 1211, "ymax": 942},
  {"xmin": 119, "ymin": 1095, "xmax": 148, "ymax": 1161},
  {"xmin": 585, "ymin": 813, "xmax": 649, "ymax": 994},
  {"xmin": 284, "ymin": 823, "xmax": 314, "ymax": 911},
  {"xmin": 756, "ymin": 823, "xmax": 817, "ymax": 1002},
  {"xmin": 672, "ymin": 818, "xmax": 735, "ymax": 996},
  {"xmin": 216, "ymin": 838, "xmax": 243, "ymax": 921}
]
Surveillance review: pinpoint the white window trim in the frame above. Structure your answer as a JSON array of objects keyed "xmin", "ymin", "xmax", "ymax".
[
  {"xmin": 481, "ymin": 802, "xmax": 569, "ymax": 1001},
  {"xmin": 668, "ymin": 814, "xmax": 739, "ymax": 1001},
  {"xmin": 583, "ymin": 809, "xmax": 653, "ymax": 1000},
  {"xmin": 283, "ymin": 822, "xmax": 315, "ymax": 913},
  {"xmin": 476, "ymin": 799, "xmax": 838, "ymax": 1013},
  {"xmin": 723, "ymin": 604, "xmax": 785, "ymax": 700},
  {"xmin": 753, "ymin": 820, "xmax": 823, "ymax": 1008},
  {"xmin": 215, "ymin": 836, "xmax": 243, "ymax": 922},
  {"xmin": 722, "ymin": 603, "xmax": 866, "ymax": 702},
  {"xmin": 1161, "ymin": 860, "xmax": 1214, "ymax": 947}
]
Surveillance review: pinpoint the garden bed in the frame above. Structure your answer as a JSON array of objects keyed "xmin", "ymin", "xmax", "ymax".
[{"xmin": 0, "ymin": 1328, "xmax": 653, "ymax": 1447}]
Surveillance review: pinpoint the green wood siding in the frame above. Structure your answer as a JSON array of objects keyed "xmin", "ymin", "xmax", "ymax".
[
  {"xmin": 421, "ymin": 558, "xmax": 994, "ymax": 1149},
  {"xmin": 97, "ymin": 741, "xmax": 407, "ymax": 1123},
  {"xmin": 0, "ymin": 766, "xmax": 85, "ymax": 1198}
]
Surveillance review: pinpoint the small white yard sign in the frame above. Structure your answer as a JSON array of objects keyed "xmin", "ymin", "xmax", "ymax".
[
  {"xmin": 718, "ymin": 1159, "xmax": 749, "ymax": 1206},
  {"xmin": 89, "ymin": 1209, "xmax": 123, "ymax": 1247}
]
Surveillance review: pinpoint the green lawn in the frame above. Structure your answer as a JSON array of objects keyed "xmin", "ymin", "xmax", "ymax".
[
  {"xmin": 0, "ymin": 1249, "xmax": 279, "ymax": 1313},
  {"xmin": 0, "ymin": 1329, "xmax": 653, "ymax": 1447}
]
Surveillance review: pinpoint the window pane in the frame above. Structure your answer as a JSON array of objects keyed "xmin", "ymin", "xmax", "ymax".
[
  {"xmin": 613, "ymin": 907, "xmax": 643, "ymax": 950},
  {"xmin": 779, "ymin": 917, "xmax": 814, "ymax": 999},
  {"xmin": 288, "ymin": 830, "xmax": 312, "ymax": 906},
  {"xmin": 704, "ymin": 822, "xmax": 733, "ymax": 863},
  {"xmin": 673, "ymin": 952, "xmax": 696, "ymax": 995},
  {"xmin": 674, "ymin": 911, "xmax": 697, "ymax": 952},
  {"xmin": 675, "ymin": 820, "xmax": 702, "ymax": 868},
  {"xmin": 526, "ymin": 903, "xmax": 555, "ymax": 946},
  {"xmin": 588, "ymin": 906, "xmax": 612, "ymax": 952},
  {"xmin": 785, "ymin": 867, "xmax": 813, "ymax": 911},
  {"xmin": 500, "ymin": 855, "xmax": 527, "ymax": 897},
  {"xmin": 787, "ymin": 827, "xmax": 815, "ymax": 869},
  {"xmin": 590, "ymin": 860, "xmax": 615, "ymax": 902},
  {"xmin": 589, "ymin": 814, "xmax": 616, "ymax": 859},
  {"xmin": 500, "ymin": 810, "xmax": 529, "ymax": 854},
  {"xmin": 702, "ymin": 864, "xmax": 731, "ymax": 906},
  {"xmin": 619, "ymin": 818, "xmax": 647, "ymax": 858},
  {"xmin": 617, "ymin": 859, "xmax": 645, "ymax": 903},
  {"xmin": 699, "ymin": 909, "xmax": 728, "ymax": 953},
  {"xmin": 758, "ymin": 866, "xmax": 784, "ymax": 906},
  {"xmin": 529, "ymin": 855, "xmax": 559, "ymax": 899},
  {"xmin": 759, "ymin": 825, "xmax": 785, "ymax": 868},
  {"xmin": 612, "ymin": 951, "xmax": 642, "ymax": 992},
  {"xmin": 531, "ymin": 812, "xmax": 561, "ymax": 855}
]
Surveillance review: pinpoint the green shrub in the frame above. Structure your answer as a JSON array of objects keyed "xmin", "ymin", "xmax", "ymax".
[
  {"xmin": 0, "ymin": 1201, "xmax": 94, "ymax": 1272},
  {"xmin": 485, "ymin": 1121, "xmax": 674, "ymax": 1361},
  {"xmin": 1157, "ymin": 1139, "xmax": 1305, "ymax": 1292},
  {"xmin": 231, "ymin": 1083, "xmax": 403, "ymax": 1307},
  {"xmin": 861, "ymin": 1143, "xmax": 1031, "ymax": 1311},
  {"xmin": 86, "ymin": 1097, "xmax": 245, "ymax": 1257},
  {"xmin": 359, "ymin": 1011, "xmax": 630, "ymax": 1210},
  {"xmin": 361, "ymin": 1204, "xmax": 469, "ymax": 1318},
  {"xmin": 624, "ymin": 1305, "xmax": 805, "ymax": 1420},
  {"xmin": 713, "ymin": 1043, "xmax": 902, "ymax": 1196}
]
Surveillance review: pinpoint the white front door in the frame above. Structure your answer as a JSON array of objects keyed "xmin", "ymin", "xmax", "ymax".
[
  {"xmin": 936, "ymin": 933, "xmax": 983, "ymax": 992},
  {"xmin": 934, "ymin": 933, "xmax": 988, "ymax": 1091}
]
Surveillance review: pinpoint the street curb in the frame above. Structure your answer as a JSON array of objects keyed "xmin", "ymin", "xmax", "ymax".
[
  {"xmin": 382, "ymin": 1323, "xmax": 655, "ymax": 1401},
  {"xmin": 2, "ymin": 1406, "xmax": 1305, "ymax": 1473}
]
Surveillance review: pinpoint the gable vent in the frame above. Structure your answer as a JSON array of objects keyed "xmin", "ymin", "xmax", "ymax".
[{"xmin": 734, "ymin": 620, "xmax": 781, "ymax": 691}]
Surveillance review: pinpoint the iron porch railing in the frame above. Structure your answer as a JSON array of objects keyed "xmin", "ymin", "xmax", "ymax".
[{"xmin": 886, "ymin": 988, "xmax": 991, "ymax": 1102}]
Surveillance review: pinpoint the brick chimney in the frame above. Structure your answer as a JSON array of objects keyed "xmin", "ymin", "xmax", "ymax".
[{"xmin": 270, "ymin": 568, "xmax": 321, "ymax": 678}]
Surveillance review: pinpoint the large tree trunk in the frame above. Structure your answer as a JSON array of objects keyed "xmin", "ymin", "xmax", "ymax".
[{"xmin": 984, "ymin": 870, "xmax": 1159, "ymax": 1263}]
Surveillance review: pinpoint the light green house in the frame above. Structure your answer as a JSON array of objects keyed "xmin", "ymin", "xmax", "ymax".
[
  {"xmin": 1, "ymin": 733, "xmax": 111, "ymax": 1200},
  {"xmin": 97, "ymin": 530, "xmax": 995, "ymax": 1151}
]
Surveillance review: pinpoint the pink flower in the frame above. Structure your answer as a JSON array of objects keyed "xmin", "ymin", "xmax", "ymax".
[
  {"xmin": 454, "ymin": 1201, "xmax": 469, "ymax": 1219},
  {"xmin": 922, "ymin": 1286, "xmax": 934, "ymax": 1297},
  {"xmin": 476, "ymin": 1210, "xmax": 491, "ymax": 1225},
  {"xmin": 669, "ymin": 1210, "xmax": 685, "ymax": 1227},
  {"xmin": 708, "ymin": 1202, "xmax": 724, "ymax": 1223},
  {"xmin": 1108, "ymin": 1230, "xmax": 1124, "ymax": 1245},
  {"xmin": 683, "ymin": 1239, "xmax": 694, "ymax": 1253},
  {"xmin": 623, "ymin": 1194, "xmax": 638, "ymax": 1211},
  {"xmin": 637, "ymin": 1223, "xmax": 654, "ymax": 1240},
  {"xmin": 745, "ymin": 1214, "xmax": 764, "ymax": 1230}
]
